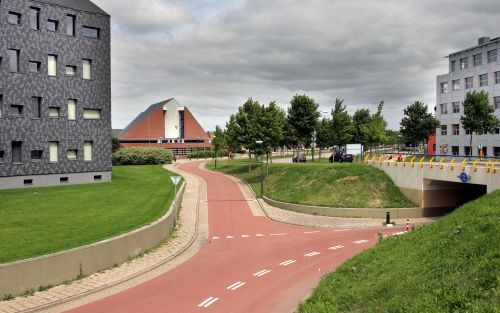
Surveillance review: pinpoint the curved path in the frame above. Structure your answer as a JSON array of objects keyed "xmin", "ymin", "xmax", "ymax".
[{"xmin": 66, "ymin": 161, "xmax": 403, "ymax": 313}]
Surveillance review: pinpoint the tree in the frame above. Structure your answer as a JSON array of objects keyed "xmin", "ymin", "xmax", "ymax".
[
  {"xmin": 330, "ymin": 98, "xmax": 353, "ymax": 149},
  {"xmin": 352, "ymin": 108, "xmax": 372, "ymax": 146},
  {"xmin": 211, "ymin": 125, "xmax": 226, "ymax": 168},
  {"xmin": 384, "ymin": 130, "xmax": 401, "ymax": 146},
  {"xmin": 112, "ymin": 137, "xmax": 122, "ymax": 153},
  {"xmin": 262, "ymin": 101, "xmax": 286, "ymax": 163},
  {"xmin": 316, "ymin": 117, "xmax": 333, "ymax": 159},
  {"xmin": 367, "ymin": 101, "xmax": 388, "ymax": 150},
  {"xmin": 286, "ymin": 94, "xmax": 320, "ymax": 150},
  {"xmin": 461, "ymin": 90, "xmax": 500, "ymax": 155},
  {"xmin": 400, "ymin": 101, "xmax": 439, "ymax": 148}
]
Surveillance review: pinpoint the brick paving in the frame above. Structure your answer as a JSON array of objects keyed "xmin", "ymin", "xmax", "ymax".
[{"xmin": 0, "ymin": 161, "xmax": 207, "ymax": 313}]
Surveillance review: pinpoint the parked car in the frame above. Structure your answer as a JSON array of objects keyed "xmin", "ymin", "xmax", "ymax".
[
  {"xmin": 292, "ymin": 154, "xmax": 307, "ymax": 163},
  {"xmin": 329, "ymin": 151, "xmax": 353, "ymax": 163}
]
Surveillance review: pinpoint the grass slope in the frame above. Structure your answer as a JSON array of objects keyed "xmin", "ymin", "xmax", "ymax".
[
  {"xmin": 207, "ymin": 160, "xmax": 414, "ymax": 208},
  {"xmin": 298, "ymin": 190, "xmax": 500, "ymax": 313},
  {"xmin": 0, "ymin": 165, "xmax": 177, "ymax": 264}
]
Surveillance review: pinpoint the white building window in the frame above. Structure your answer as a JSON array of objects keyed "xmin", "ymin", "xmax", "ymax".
[
  {"xmin": 68, "ymin": 99, "xmax": 76, "ymax": 120},
  {"xmin": 460, "ymin": 57, "xmax": 468, "ymax": 70},
  {"xmin": 0, "ymin": 95, "xmax": 3, "ymax": 118},
  {"xmin": 495, "ymin": 97, "xmax": 500, "ymax": 110},
  {"xmin": 48, "ymin": 55, "xmax": 57, "ymax": 76},
  {"xmin": 440, "ymin": 125, "xmax": 448, "ymax": 136},
  {"xmin": 452, "ymin": 102, "xmax": 460, "ymax": 114},
  {"xmin": 496, "ymin": 72, "xmax": 500, "ymax": 85},
  {"xmin": 479, "ymin": 74, "xmax": 488, "ymax": 87},
  {"xmin": 452, "ymin": 124, "xmax": 460, "ymax": 135},
  {"xmin": 474, "ymin": 53, "xmax": 482, "ymax": 66},
  {"xmin": 67, "ymin": 150, "xmax": 78, "ymax": 160},
  {"xmin": 465, "ymin": 77, "xmax": 473, "ymax": 89},
  {"xmin": 83, "ymin": 109, "xmax": 101, "ymax": 119},
  {"xmin": 440, "ymin": 82, "xmax": 448, "ymax": 93},
  {"xmin": 488, "ymin": 49, "xmax": 497, "ymax": 63},
  {"xmin": 451, "ymin": 60, "xmax": 456, "ymax": 72},
  {"xmin": 452, "ymin": 79, "xmax": 460, "ymax": 91},
  {"xmin": 84, "ymin": 142, "xmax": 93, "ymax": 161},
  {"xmin": 49, "ymin": 107, "xmax": 60, "ymax": 118},
  {"xmin": 83, "ymin": 59, "xmax": 92, "ymax": 80},
  {"xmin": 440, "ymin": 103, "xmax": 448, "ymax": 115},
  {"xmin": 49, "ymin": 142, "xmax": 59, "ymax": 162}
]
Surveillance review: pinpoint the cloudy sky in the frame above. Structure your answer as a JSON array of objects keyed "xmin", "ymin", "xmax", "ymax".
[{"xmin": 92, "ymin": 0, "xmax": 500, "ymax": 131}]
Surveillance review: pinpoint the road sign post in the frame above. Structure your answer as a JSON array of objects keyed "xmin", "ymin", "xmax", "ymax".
[{"xmin": 171, "ymin": 176, "xmax": 182, "ymax": 226}]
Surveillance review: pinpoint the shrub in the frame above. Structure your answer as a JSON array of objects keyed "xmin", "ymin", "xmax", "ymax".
[
  {"xmin": 112, "ymin": 147, "xmax": 173, "ymax": 165},
  {"xmin": 188, "ymin": 150, "xmax": 227, "ymax": 159}
]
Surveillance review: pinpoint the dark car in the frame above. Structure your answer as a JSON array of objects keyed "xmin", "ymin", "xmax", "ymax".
[
  {"xmin": 329, "ymin": 151, "xmax": 353, "ymax": 163},
  {"xmin": 292, "ymin": 154, "xmax": 307, "ymax": 163}
]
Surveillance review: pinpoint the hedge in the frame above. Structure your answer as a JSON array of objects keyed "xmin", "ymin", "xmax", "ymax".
[{"xmin": 112, "ymin": 147, "xmax": 174, "ymax": 165}]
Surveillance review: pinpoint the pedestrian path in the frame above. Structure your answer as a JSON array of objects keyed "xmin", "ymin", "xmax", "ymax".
[{"xmin": 0, "ymin": 162, "xmax": 207, "ymax": 313}]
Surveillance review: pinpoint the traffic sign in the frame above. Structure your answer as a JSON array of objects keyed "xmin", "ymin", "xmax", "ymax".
[
  {"xmin": 458, "ymin": 172, "xmax": 470, "ymax": 183},
  {"xmin": 171, "ymin": 176, "xmax": 181, "ymax": 186}
]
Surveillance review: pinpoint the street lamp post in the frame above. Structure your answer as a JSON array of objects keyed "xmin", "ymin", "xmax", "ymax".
[{"xmin": 256, "ymin": 140, "xmax": 264, "ymax": 197}]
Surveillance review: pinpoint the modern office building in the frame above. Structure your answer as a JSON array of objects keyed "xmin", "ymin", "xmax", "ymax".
[
  {"xmin": 0, "ymin": 0, "xmax": 111, "ymax": 189},
  {"xmin": 436, "ymin": 37, "xmax": 500, "ymax": 157},
  {"xmin": 118, "ymin": 98, "xmax": 211, "ymax": 156}
]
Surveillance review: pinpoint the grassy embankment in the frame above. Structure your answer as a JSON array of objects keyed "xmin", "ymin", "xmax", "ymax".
[
  {"xmin": 0, "ymin": 165, "xmax": 178, "ymax": 264},
  {"xmin": 297, "ymin": 190, "xmax": 500, "ymax": 312},
  {"xmin": 206, "ymin": 159, "xmax": 414, "ymax": 208}
]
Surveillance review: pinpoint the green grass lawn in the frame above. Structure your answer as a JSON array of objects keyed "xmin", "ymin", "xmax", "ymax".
[
  {"xmin": 0, "ymin": 165, "xmax": 178, "ymax": 264},
  {"xmin": 206, "ymin": 159, "xmax": 414, "ymax": 208},
  {"xmin": 297, "ymin": 190, "xmax": 500, "ymax": 313}
]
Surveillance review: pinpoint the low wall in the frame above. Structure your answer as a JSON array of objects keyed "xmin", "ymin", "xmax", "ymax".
[
  {"xmin": 262, "ymin": 196, "xmax": 443, "ymax": 219},
  {"xmin": 0, "ymin": 182, "xmax": 185, "ymax": 298}
]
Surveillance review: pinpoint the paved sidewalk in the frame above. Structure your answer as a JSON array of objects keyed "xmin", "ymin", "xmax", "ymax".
[{"xmin": 0, "ymin": 162, "xmax": 208, "ymax": 313}]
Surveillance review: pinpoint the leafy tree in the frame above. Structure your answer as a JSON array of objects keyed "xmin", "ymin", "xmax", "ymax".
[
  {"xmin": 384, "ymin": 130, "xmax": 401, "ymax": 146},
  {"xmin": 352, "ymin": 108, "xmax": 372, "ymax": 146},
  {"xmin": 262, "ymin": 101, "xmax": 286, "ymax": 163},
  {"xmin": 461, "ymin": 91, "xmax": 500, "ymax": 155},
  {"xmin": 399, "ymin": 101, "xmax": 439, "ymax": 148},
  {"xmin": 330, "ymin": 98, "xmax": 353, "ymax": 149},
  {"xmin": 112, "ymin": 137, "xmax": 122, "ymax": 153},
  {"xmin": 211, "ymin": 125, "xmax": 226, "ymax": 168},
  {"xmin": 367, "ymin": 101, "xmax": 388, "ymax": 150},
  {"xmin": 286, "ymin": 94, "xmax": 320, "ymax": 151},
  {"xmin": 316, "ymin": 117, "xmax": 333, "ymax": 159}
]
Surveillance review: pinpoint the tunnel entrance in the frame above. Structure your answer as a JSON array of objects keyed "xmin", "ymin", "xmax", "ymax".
[{"xmin": 421, "ymin": 179, "xmax": 487, "ymax": 216}]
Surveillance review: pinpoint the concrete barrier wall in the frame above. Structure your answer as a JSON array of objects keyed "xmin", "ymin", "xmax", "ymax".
[
  {"xmin": 262, "ymin": 196, "xmax": 441, "ymax": 219},
  {"xmin": 0, "ymin": 182, "xmax": 185, "ymax": 297}
]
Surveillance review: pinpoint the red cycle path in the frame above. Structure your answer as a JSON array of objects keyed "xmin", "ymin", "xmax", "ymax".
[{"xmin": 67, "ymin": 162, "xmax": 402, "ymax": 313}]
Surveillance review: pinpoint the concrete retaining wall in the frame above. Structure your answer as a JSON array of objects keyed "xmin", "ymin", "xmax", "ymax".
[
  {"xmin": 262, "ymin": 196, "xmax": 443, "ymax": 219},
  {"xmin": 0, "ymin": 182, "xmax": 185, "ymax": 298}
]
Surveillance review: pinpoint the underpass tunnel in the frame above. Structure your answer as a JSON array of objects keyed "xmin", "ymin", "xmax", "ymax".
[{"xmin": 422, "ymin": 179, "xmax": 487, "ymax": 215}]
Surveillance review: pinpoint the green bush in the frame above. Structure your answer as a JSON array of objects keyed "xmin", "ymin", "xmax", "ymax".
[
  {"xmin": 188, "ymin": 150, "xmax": 227, "ymax": 159},
  {"xmin": 112, "ymin": 147, "xmax": 173, "ymax": 165}
]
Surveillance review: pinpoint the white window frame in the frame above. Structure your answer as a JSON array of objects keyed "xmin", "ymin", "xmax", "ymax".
[
  {"xmin": 452, "ymin": 102, "xmax": 460, "ymax": 114},
  {"xmin": 440, "ymin": 82, "xmax": 448, "ymax": 93},
  {"xmin": 48, "ymin": 55, "xmax": 57, "ymax": 76},
  {"xmin": 68, "ymin": 99, "xmax": 77, "ymax": 120},
  {"xmin": 479, "ymin": 74, "xmax": 488, "ymax": 87},
  {"xmin": 83, "ymin": 59, "xmax": 92, "ymax": 80},
  {"xmin": 49, "ymin": 142, "xmax": 59, "ymax": 163},
  {"xmin": 83, "ymin": 109, "xmax": 101, "ymax": 120},
  {"xmin": 440, "ymin": 103, "xmax": 448, "ymax": 115},
  {"xmin": 465, "ymin": 77, "xmax": 473, "ymax": 89},
  {"xmin": 84, "ymin": 142, "xmax": 93, "ymax": 161},
  {"xmin": 452, "ymin": 80, "xmax": 460, "ymax": 91}
]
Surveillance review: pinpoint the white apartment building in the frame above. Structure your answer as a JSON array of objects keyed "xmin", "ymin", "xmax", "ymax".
[{"xmin": 436, "ymin": 37, "xmax": 500, "ymax": 157}]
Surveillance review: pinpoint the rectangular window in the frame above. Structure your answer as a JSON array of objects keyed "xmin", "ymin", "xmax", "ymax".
[
  {"xmin": 464, "ymin": 146, "xmax": 471, "ymax": 156},
  {"xmin": 84, "ymin": 142, "xmax": 93, "ymax": 161},
  {"xmin": 0, "ymin": 95, "xmax": 3, "ymax": 118},
  {"xmin": 47, "ymin": 19, "xmax": 59, "ymax": 32},
  {"xmin": 440, "ymin": 103, "xmax": 448, "ymax": 114},
  {"xmin": 460, "ymin": 57, "xmax": 468, "ymax": 70},
  {"xmin": 440, "ymin": 125, "xmax": 447, "ymax": 136},
  {"xmin": 452, "ymin": 79, "xmax": 460, "ymax": 91},
  {"xmin": 465, "ymin": 77, "xmax": 473, "ymax": 89},
  {"xmin": 66, "ymin": 15, "xmax": 75, "ymax": 36},
  {"xmin": 83, "ymin": 59, "xmax": 92, "ymax": 79},
  {"xmin": 68, "ymin": 99, "xmax": 76, "ymax": 120},
  {"xmin": 49, "ymin": 142, "xmax": 59, "ymax": 162},
  {"xmin": 83, "ymin": 109, "xmax": 101, "ymax": 119},
  {"xmin": 11, "ymin": 105, "xmax": 23, "ymax": 116},
  {"xmin": 451, "ymin": 60, "xmax": 456, "ymax": 72},
  {"xmin": 452, "ymin": 102, "xmax": 460, "ymax": 114},
  {"xmin": 8, "ymin": 12, "xmax": 21, "ymax": 25},
  {"xmin": 29, "ymin": 7, "xmax": 40, "ymax": 30},
  {"xmin": 474, "ymin": 53, "xmax": 482, "ymax": 66},
  {"xmin": 29, "ymin": 61, "xmax": 41, "ymax": 73},
  {"xmin": 494, "ymin": 147, "xmax": 500, "ymax": 157},
  {"xmin": 9, "ymin": 49, "xmax": 20, "ymax": 73},
  {"xmin": 480, "ymin": 147, "xmax": 487, "ymax": 157},
  {"xmin": 67, "ymin": 149, "xmax": 78, "ymax": 160},
  {"xmin": 440, "ymin": 82, "xmax": 448, "ymax": 93},
  {"xmin": 452, "ymin": 124, "xmax": 460, "ymax": 135},
  {"xmin": 82, "ymin": 26, "xmax": 100, "ymax": 39},
  {"xmin": 488, "ymin": 49, "xmax": 497, "ymax": 63},
  {"xmin": 494, "ymin": 97, "xmax": 500, "ymax": 110},
  {"xmin": 48, "ymin": 55, "xmax": 57, "ymax": 76},
  {"xmin": 451, "ymin": 146, "xmax": 459, "ymax": 156},
  {"xmin": 60, "ymin": 177, "xmax": 69, "ymax": 183},
  {"xmin": 49, "ymin": 107, "xmax": 60, "ymax": 118},
  {"xmin": 66, "ymin": 65, "xmax": 76, "ymax": 76},
  {"xmin": 479, "ymin": 74, "xmax": 488, "ymax": 87},
  {"xmin": 24, "ymin": 179, "xmax": 33, "ymax": 186},
  {"xmin": 31, "ymin": 150, "xmax": 43, "ymax": 161},
  {"xmin": 496, "ymin": 128, "xmax": 500, "ymax": 135},
  {"xmin": 94, "ymin": 175, "xmax": 102, "ymax": 181},
  {"xmin": 12, "ymin": 141, "xmax": 22, "ymax": 163},
  {"xmin": 465, "ymin": 129, "xmax": 472, "ymax": 135},
  {"xmin": 0, "ymin": 150, "xmax": 4, "ymax": 162},
  {"xmin": 496, "ymin": 72, "xmax": 500, "ymax": 85},
  {"xmin": 31, "ymin": 97, "xmax": 41, "ymax": 118}
]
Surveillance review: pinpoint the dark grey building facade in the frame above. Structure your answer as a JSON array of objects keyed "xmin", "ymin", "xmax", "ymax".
[{"xmin": 0, "ymin": 0, "xmax": 111, "ymax": 189}]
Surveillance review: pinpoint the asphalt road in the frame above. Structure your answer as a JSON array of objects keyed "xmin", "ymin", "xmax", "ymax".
[{"xmin": 66, "ymin": 161, "xmax": 402, "ymax": 313}]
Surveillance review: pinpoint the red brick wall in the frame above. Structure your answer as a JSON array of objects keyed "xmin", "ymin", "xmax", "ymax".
[
  {"xmin": 184, "ymin": 107, "xmax": 209, "ymax": 139},
  {"xmin": 120, "ymin": 105, "xmax": 165, "ymax": 139},
  {"xmin": 427, "ymin": 135, "xmax": 436, "ymax": 155}
]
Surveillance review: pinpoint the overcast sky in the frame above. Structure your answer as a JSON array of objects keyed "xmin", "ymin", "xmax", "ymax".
[{"xmin": 92, "ymin": 0, "xmax": 500, "ymax": 131}]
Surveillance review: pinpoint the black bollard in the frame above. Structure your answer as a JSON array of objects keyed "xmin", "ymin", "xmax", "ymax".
[{"xmin": 386, "ymin": 211, "xmax": 391, "ymax": 225}]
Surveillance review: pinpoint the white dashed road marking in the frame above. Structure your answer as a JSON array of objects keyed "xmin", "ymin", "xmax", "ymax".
[
  {"xmin": 270, "ymin": 233, "xmax": 287, "ymax": 236},
  {"xmin": 328, "ymin": 245, "xmax": 344, "ymax": 250},
  {"xmin": 253, "ymin": 269, "xmax": 272, "ymax": 277},
  {"xmin": 226, "ymin": 235, "xmax": 235, "ymax": 239},
  {"xmin": 241, "ymin": 234, "xmax": 250, "ymax": 238},
  {"xmin": 304, "ymin": 252, "xmax": 321, "ymax": 257},
  {"xmin": 226, "ymin": 281, "xmax": 246, "ymax": 291},
  {"xmin": 256, "ymin": 234, "xmax": 265, "ymax": 237},
  {"xmin": 354, "ymin": 240, "xmax": 369, "ymax": 244},
  {"xmin": 303, "ymin": 231, "xmax": 320, "ymax": 234},
  {"xmin": 279, "ymin": 259, "xmax": 296, "ymax": 266},
  {"xmin": 211, "ymin": 236, "xmax": 220, "ymax": 240},
  {"xmin": 198, "ymin": 297, "xmax": 219, "ymax": 308}
]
